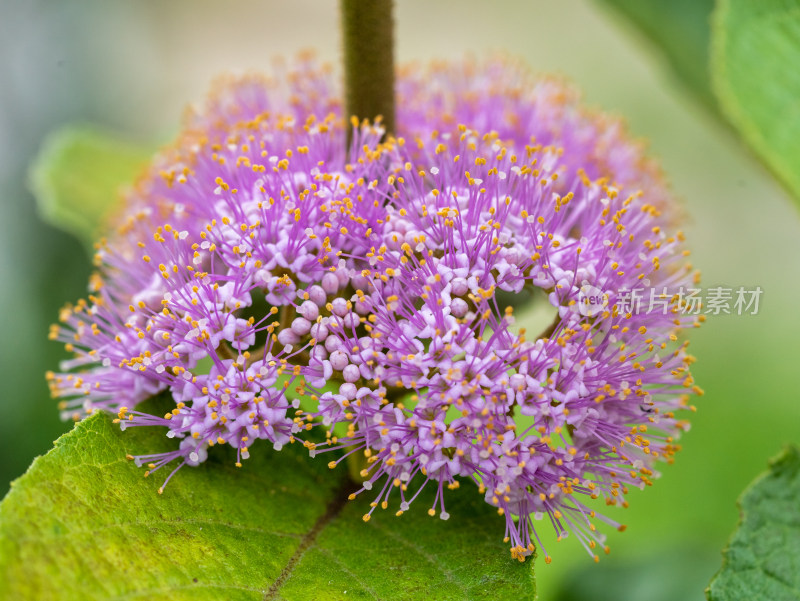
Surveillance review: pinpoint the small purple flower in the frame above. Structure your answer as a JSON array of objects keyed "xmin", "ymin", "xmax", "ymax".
[{"xmin": 50, "ymin": 57, "xmax": 702, "ymax": 562}]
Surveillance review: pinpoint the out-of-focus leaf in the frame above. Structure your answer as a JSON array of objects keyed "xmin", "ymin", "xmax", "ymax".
[
  {"xmin": 711, "ymin": 0, "xmax": 800, "ymax": 203},
  {"xmin": 0, "ymin": 408, "xmax": 535, "ymax": 601},
  {"xmin": 29, "ymin": 126, "xmax": 151, "ymax": 250},
  {"xmin": 706, "ymin": 446, "xmax": 800, "ymax": 601},
  {"xmin": 595, "ymin": 0, "xmax": 715, "ymax": 107},
  {"xmin": 554, "ymin": 547, "xmax": 720, "ymax": 601}
]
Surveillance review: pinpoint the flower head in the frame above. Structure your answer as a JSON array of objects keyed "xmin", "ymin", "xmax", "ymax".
[
  {"xmin": 396, "ymin": 57, "xmax": 672, "ymax": 215},
  {"xmin": 49, "ymin": 56, "xmax": 701, "ymax": 561},
  {"xmin": 312, "ymin": 124, "xmax": 701, "ymax": 561}
]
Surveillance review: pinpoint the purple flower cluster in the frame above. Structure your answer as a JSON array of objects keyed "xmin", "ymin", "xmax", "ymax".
[{"xmin": 49, "ymin": 57, "xmax": 702, "ymax": 562}]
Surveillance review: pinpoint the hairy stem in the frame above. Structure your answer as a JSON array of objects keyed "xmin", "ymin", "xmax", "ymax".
[{"xmin": 341, "ymin": 0, "xmax": 396, "ymax": 137}]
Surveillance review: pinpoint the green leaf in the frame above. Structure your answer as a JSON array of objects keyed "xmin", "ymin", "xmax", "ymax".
[
  {"xmin": 29, "ymin": 126, "xmax": 152, "ymax": 250},
  {"xmin": 0, "ymin": 409, "xmax": 535, "ymax": 600},
  {"xmin": 706, "ymin": 446, "xmax": 800, "ymax": 601},
  {"xmin": 595, "ymin": 0, "xmax": 716, "ymax": 108},
  {"xmin": 711, "ymin": 0, "xmax": 800, "ymax": 203}
]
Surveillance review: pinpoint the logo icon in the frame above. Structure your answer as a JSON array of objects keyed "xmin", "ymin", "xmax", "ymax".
[{"xmin": 578, "ymin": 284, "xmax": 609, "ymax": 317}]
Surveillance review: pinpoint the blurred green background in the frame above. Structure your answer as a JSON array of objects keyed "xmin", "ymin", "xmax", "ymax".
[{"xmin": 1, "ymin": 1, "xmax": 798, "ymax": 599}]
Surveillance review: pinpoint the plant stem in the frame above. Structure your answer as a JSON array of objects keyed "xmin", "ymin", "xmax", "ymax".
[{"xmin": 341, "ymin": 0, "xmax": 396, "ymax": 137}]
